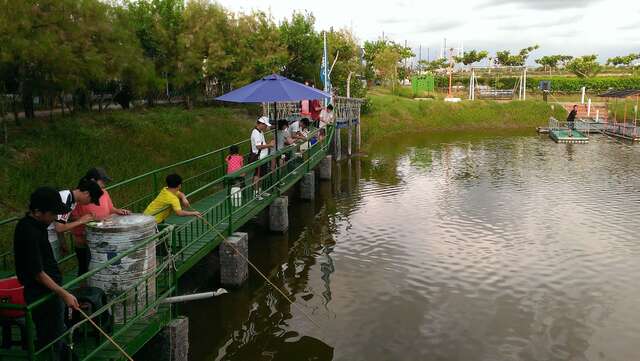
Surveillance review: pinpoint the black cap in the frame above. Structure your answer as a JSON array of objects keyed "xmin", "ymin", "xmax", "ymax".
[
  {"xmin": 29, "ymin": 187, "xmax": 71, "ymax": 214},
  {"xmin": 77, "ymin": 178, "xmax": 104, "ymax": 206},
  {"xmin": 85, "ymin": 167, "xmax": 112, "ymax": 182}
]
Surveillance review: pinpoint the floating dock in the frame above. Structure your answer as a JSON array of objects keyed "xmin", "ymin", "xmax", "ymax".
[
  {"xmin": 601, "ymin": 124, "xmax": 640, "ymax": 141},
  {"xmin": 545, "ymin": 117, "xmax": 589, "ymax": 144},
  {"xmin": 549, "ymin": 129, "xmax": 589, "ymax": 144}
]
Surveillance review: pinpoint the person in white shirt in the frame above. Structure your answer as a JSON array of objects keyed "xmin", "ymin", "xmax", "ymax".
[
  {"xmin": 319, "ymin": 104, "xmax": 335, "ymax": 128},
  {"xmin": 47, "ymin": 179, "xmax": 103, "ymax": 260},
  {"xmin": 250, "ymin": 116, "xmax": 274, "ymax": 197}
]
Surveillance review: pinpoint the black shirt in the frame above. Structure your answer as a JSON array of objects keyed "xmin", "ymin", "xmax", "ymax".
[
  {"xmin": 567, "ymin": 110, "xmax": 577, "ymax": 122},
  {"xmin": 13, "ymin": 214, "xmax": 62, "ymax": 301}
]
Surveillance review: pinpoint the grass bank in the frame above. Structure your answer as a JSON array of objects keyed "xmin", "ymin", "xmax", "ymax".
[
  {"xmin": 0, "ymin": 106, "xmax": 254, "ymax": 217},
  {"xmin": 360, "ymin": 88, "xmax": 567, "ymax": 146}
]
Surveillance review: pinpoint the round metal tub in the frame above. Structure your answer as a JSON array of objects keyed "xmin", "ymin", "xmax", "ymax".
[{"xmin": 86, "ymin": 214, "xmax": 157, "ymax": 323}]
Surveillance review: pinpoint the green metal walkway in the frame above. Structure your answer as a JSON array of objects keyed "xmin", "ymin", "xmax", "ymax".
[{"xmin": 0, "ymin": 124, "xmax": 335, "ymax": 360}]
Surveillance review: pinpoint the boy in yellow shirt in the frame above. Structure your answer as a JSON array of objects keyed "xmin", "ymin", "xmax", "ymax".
[{"xmin": 144, "ymin": 173, "xmax": 201, "ymax": 223}]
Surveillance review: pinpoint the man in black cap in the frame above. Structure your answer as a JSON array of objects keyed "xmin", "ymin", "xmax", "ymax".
[
  {"xmin": 14, "ymin": 187, "xmax": 80, "ymax": 358},
  {"xmin": 47, "ymin": 178, "xmax": 102, "ymax": 260}
]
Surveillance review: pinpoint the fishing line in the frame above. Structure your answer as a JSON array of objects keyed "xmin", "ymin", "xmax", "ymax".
[
  {"xmin": 190, "ymin": 209, "xmax": 324, "ymax": 331},
  {"xmin": 77, "ymin": 308, "xmax": 134, "ymax": 361}
]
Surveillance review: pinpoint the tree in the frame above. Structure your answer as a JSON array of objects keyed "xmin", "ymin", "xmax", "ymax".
[
  {"xmin": 495, "ymin": 45, "xmax": 540, "ymax": 66},
  {"xmin": 535, "ymin": 55, "xmax": 573, "ymax": 74},
  {"xmin": 454, "ymin": 50, "xmax": 489, "ymax": 66},
  {"xmin": 0, "ymin": 0, "xmax": 155, "ymax": 116},
  {"xmin": 418, "ymin": 58, "xmax": 448, "ymax": 72},
  {"xmin": 231, "ymin": 11, "xmax": 288, "ymax": 87},
  {"xmin": 279, "ymin": 11, "xmax": 322, "ymax": 84},
  {"xmin": 363, "ymin": 39, "xmax": 413, "ymax": 82},
  {"xmin": 606, "ymin": 53, "xmax": 640, "ymax": 67},
  {"xmin": 175, "ymin": 1, "xmax": 231, "ymax": 108},
  {"xmin": 566, "ymin": 55, "xmax": 602, "ymax": 78},
  {"xmin": 127, "ymin": 0, "xmax": 184, "ymax": 103},
  {"xmin": 326, "ymin": 28, "xmax": 365, "ymax": 97},
  {"xmin": 373, "ymin": 47, "xmax": 402, "ymax": 91}
]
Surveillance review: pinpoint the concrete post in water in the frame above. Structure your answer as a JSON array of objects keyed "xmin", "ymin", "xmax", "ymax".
[
  {"xmin": 300, "ymin": 171, "xmax": 315, "ymax": 200},
  {"xmin": 219, "ymin": 232, "xmax": 248, "ymax": 287},
  {"xmin": 158, "ymin": 317, "xmax": 189, "ymax": 361},
  {"xmin": 319, "ymin": 155, "xmax": 332, "ymax": 180},
  {"xmin": 581, "ymin": 87, "xmax": 586, "ymax": 104},
  {"xmin": 348, "ymin": 119, "xmax": 353, "ymax": 156},
  {"xmin": 269, "ymin": 196, "xmax": 289, "ymax": 232},
  {"xmin": 335, "ymin": 128, "xmax": 342, "ymax": 160}
]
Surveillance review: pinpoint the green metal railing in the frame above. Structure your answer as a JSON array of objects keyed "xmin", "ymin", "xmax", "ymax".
[
  {"xmin": 0, "ymin": 130, "xmax": 275, "ymax": 271},
  {"xmin": 0, "ymin": 125, "xmax": 334, "ymax": 360},
  {"xmin": 0, "ymin": 226, "xmax": 174, "ymax": 360}
]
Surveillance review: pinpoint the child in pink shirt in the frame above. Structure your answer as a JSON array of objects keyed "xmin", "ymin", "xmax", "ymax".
[{"xmin": 226, "ymin": 145, "xmax": 244, "ymax": 174}]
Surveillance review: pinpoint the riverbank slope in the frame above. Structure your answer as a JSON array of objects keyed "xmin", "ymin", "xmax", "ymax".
[
  {"xmin": 1, "ymin": 91, "xmax": 566, "ymax": 216},
  {"xmin": 361, "ymin": 88, "xmax": 567, "ymax": 145},
  {"xmin": 0, "ymin": 107, "xmax": 254, "ymax": 216}
]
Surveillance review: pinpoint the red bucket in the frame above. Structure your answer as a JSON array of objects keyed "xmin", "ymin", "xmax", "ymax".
[{"xmin": 0, "ymin": 277, "xmax": 25, "ymax": 318}]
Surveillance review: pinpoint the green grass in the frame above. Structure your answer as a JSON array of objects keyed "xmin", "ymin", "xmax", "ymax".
[
  {"xmin": 360, "ymin": 87, "xmax": 568, "ymax": 146},
  {"xmin": 0, "ymin": 106, "xmax": 255, "ymax": 217},
  {"xmin": 608, "ymin": 99, "xmax": 640, "ymax": 122}
]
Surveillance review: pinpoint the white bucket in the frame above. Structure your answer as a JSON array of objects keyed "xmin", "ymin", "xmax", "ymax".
[{"xmin": 231, "ymin": 186, "xmax": 242, "ymax": 207}]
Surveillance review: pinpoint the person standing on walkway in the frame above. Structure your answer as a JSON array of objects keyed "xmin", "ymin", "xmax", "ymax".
[
  {"xmin": 300, "ymin": 81, "xmax": 312, "ymax": 119},
  {"xmin": 72, "ymin": 167, "xmax": 130, "ymax": 276},
  {"xmin": 567, "ymin": 105, "xmax": 578, "ymax": 137},
  {"xmin": 14, "ymin": 187, "xmax": 80, "ymax": 360},
  {"xmin": 319, "ymin": 104, "xmax": 335, "ymax": 129},
  {"xmin": 250, "ymin": 116, "xmax": 274, "ymax": 198},
  {"xmin": 48, "ymin": 178, "xmax": 103, "ymax": 260},
  {"xmin": 144, "ymin": 173, "xmax": 201, "ymax": 224}
]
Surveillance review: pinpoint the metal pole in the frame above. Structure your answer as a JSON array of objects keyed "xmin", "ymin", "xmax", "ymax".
[
  {"xmin": 348, "ymin": 113, "xmax": 352, "ymax": 156},
  {"xmin": 523, "ymin": 67, "xmax": 527, "ymax": 100}
]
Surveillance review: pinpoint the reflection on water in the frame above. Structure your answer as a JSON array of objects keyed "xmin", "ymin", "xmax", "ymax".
[{"xmin": 185, "ymin": 130, "xmax": 640, "ymax": 361}]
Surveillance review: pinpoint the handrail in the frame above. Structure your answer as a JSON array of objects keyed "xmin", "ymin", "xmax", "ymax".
[
  {"xmin": 28, "ymin": 226, "xmax": 174, "ymax": 310},
  {"xmin": 225, "ymin": 126, "xmax": 325, "ymax": 181},
  {"xmin": 0, "ymin": 129, "xmax": 277, "ymax": 264},
  {"xmin": 0, "ymin": 123, "xmax": 336, "ymax": 360}
]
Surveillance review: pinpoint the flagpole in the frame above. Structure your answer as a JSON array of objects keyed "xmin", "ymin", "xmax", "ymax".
[{"xmin": 323, "ymin": 31, "xmax": 330, "ymax": 106}]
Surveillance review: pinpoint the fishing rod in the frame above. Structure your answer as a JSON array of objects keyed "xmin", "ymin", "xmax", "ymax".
[
  {"xmin": 190, "ymin": 209, "xmax": 324, "ymax": 331},
  {"xmin": 77, "ymin": 308, "xmax": 134, "ymax": 361}
]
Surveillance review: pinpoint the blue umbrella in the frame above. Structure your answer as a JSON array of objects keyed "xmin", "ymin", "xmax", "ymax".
[
  {"xmin": 216, "ymin": 74, "xmax": 331, "ymax": 103},
  {"xmin": 216, "ymin": 74, "xmax": 331, "ymax": 151}
]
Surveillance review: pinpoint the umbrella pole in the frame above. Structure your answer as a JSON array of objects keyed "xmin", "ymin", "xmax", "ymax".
[{"xmin": 273, "ymin": 102, "xmax": 278, "ymax": 152}]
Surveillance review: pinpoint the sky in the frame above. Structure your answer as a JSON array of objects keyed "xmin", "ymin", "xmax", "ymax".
[{"xmin": 218, "ymin": 0, "xmax": 640, "ymax": 65}]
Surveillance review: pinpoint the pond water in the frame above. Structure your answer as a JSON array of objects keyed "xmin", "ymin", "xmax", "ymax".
[{"xmin": 184, "ymin": 131, "xmax": 640, "ymax": 361}]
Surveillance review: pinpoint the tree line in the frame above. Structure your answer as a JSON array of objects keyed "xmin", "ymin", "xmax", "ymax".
[
  {"xmin": 0, "ymin": 0, "xmax": 366, "ymax": 120},
  {"xmin": 414, "ymin": 45, "xmax": 639, "ymax": 79}
]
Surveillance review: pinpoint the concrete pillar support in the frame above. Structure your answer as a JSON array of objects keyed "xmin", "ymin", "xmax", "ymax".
[
  {"xmin": 300, "ymin": 171, "xmax": 315, "ymax": 200},
  {"xmin": 269, "ymin": 196, "xmax": 289, "ymax": 232},
  {"xmin": 219, "ymin": 232, "xmax": 248, "ymax": 287},
  {"xmin": 319, "ymin": 155, "xmax": 332, "ymax": 180},
  {"xmin": 157, "ymin": 317, "xmax": 189, "ymax": 361}
]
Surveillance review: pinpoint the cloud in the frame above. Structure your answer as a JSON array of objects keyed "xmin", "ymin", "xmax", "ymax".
[
  {"xmin": 617, "ymin": 21, "xmax": 640, "ymax": 30},
  {"xmin": 496, "ymin": 15, "xmax": 583, "ymax": 30},
  {"xmin": 481, "ymin": 0, "xmax": 601, "ymax": 10},
  {"xmin": 378, "ymin": 16, "xmax": 407, "ymax": 24},
  {"xmin": 414, "ymin": 20, "xmax": 464, "ymax": 33}
]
